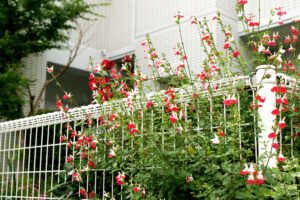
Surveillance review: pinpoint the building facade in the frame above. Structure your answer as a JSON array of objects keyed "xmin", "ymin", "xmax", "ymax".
[{"xmin": 22, "ymin": 0, "xmax": 299, "ymax": 115}]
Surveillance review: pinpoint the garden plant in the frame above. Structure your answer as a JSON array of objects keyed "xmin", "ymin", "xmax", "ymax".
[{"xmin": 49, "ymin": 1, "xmax": 300, "ymax": 199}]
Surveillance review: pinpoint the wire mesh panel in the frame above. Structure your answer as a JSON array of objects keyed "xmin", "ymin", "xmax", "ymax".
[{"xmin": 0, "ymin": 74, "xmax": 298, "ymax": 199}]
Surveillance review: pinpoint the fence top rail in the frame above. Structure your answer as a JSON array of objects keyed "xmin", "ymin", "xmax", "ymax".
[
  {"xmin": 0, "ymin": 72, "xmax": 298, "ymax": 133},
  {"xmin": 0, "ymin": 75, "xmax": 253, "ymax": 133}
]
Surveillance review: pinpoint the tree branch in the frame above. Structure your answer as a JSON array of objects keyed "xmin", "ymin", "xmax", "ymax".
[{"xmin": 28, "ymin": 28, "xmax": 86, "ymax": 116}]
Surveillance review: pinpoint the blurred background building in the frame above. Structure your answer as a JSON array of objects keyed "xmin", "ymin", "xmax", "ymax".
[{"xmin": 22, "ymin": 0, "xmax": 300, "ymax": 115}]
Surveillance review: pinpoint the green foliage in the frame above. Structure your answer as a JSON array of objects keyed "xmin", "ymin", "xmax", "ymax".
[
  {"xmin": 0, "ymin": 67, "xmax": 27, "ymax": 119},
  {"xmin": 49, "ymin": 2, "xmax": 299, "ymax": 200},
  {"xmin": 0, "ymin": 0, "xmax": 103, "ymax": 119}
]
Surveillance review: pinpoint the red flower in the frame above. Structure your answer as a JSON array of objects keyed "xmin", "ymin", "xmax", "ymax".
[
  {"xmin": 169, "ymin": 112, "xmax": 178, "ymax": 124},
  {"xmin": 256, "ymin": 171, "xmax": 264, "ymax": 184},
  {"xmin": 47, "ymin": 66, "xmax": 53, "ymax": 73},
  {"xmin": 255, "ymin": 95, "xmax": 266, "ymax": 103},
  {"xmin": 115, "ymin": 172, "xmax": 126, "ymax": 185},
  {"xmin": 268, "ymin": 132, "xmax": 277, "ymax": 139},
  {"xmin": 272, "ymin": 142, "xmax": 279, "ymax": 149},
  {"xmin": 80, "ymin": 189, "xmax": 87, "ymax": 198},
  {"xmin": 146, "ymin": 99, "xmax": 153, "ymax": 108},
  {"xmin": 279, "ymin": 87, "xmax": 286, "ymax": 94},
  {"xmin": 67, "ymin": 155, "xmax": 73, "ymax": 163},
  {"xmin": 271, "ymin": 86, "xmax": 279, "ymax": 92},
  {"xmin": 63, "ymin": 92, "xmax": 71, "ymax": 100},
  {"xmin": 284, "ymin": 36, "xmax": 291, "ymax": 43},
  {"xmin": 60, "ymin": 135, "xmax": 66, "ymax": 143},
  {"xmin": 108, "ymin": 149, "xmax": 116, "ymax": 158},
  {"xmin": 89, "ymin": 192, "xmax": 95, "ymax": 199},
  {"xmin": 247, "ymin": 174, "xmax": 255, "ymax": 184},
  {"xmin": 101, "ymin": 59, "xmax": 115, "ymax": 71},
  {"xmin": 223, "ymin": 99, "xmax": 238, "ymax": 106},
  {"xmin": 238, "ymin": 0, "xmax": 248, "ymax": 5},
  {"xmin": 202, "ymin": 33, "xmax": 210, "ymax": 41},
  {"xmin": 109, "ymin": 114, "xmax": 116, "ymax": 122},
  {"xmin": 224, "ymin": 42, "xmax": 230, "ymax": 49},
  {"xmin": 277, "ymin": 153, "xmax": 286, "ymax": 162},
  {"xmin": 142, "ymin": 188, "xmax": 146, "ymax": 197},
  {"xmin": 271, "ymin": 109, "xmax": 280, "ymax": 115},
  {"xmin": 91, "ymin": 140, "xmax": 97, "ymax": 149},
  {"xmin": 129, "ymin": 128, "xmax": 138, "ymax": 135},
  {"xmin": 122, "ymin": 55, "xmax": 132, "ymax": 63},
  {"xmin": 278, "ymin": 121, "xmax": 286, "ymax": 129},
  {"xmin": 276, "ymin": 98, "xmax": 282, "ymax": 104},
  {"xmin": 132, "ymin": 186, "xmax": 140, "ymax": 192},
  {"xmin": 240, "ymin": 164, "xmax": 249, "ymax": 175},
  {"xmin": 56, "ymin": 100, "xmax": 62, "ymax": 110},
  {"xmin": 128, "ymin": 123, "xmax": 136, "ymax": 129},
  {"xmin": 186, "ymin": 175, "xmax": 194, "ymax": 183},
  {"xmin": 232, "ymin": 50, "xmax": 240, "ymax": 57}
]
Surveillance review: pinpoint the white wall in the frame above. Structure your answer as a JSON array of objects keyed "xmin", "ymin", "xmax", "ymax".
[
  {"xmin": 22, "ymin": 53, "xmax": 47, "ymax": 116},
  {"xmin": 240, "ymin": 0, "xmax": 300, "ymax": 34}
]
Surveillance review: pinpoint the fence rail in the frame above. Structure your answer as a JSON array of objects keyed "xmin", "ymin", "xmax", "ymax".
[{"xmin": 0, "ymin": 66, "xmax": 298, "ymax": 199}]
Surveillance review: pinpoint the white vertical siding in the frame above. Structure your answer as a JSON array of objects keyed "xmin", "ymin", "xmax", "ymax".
[{"xmin": 22, "ymin": 53, "xmax": 47, "ymax": 116}]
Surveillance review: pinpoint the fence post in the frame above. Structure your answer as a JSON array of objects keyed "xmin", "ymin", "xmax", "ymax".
[{"xmin": 256, "ymin": 65, "xmax": 277, "ymax": 168}]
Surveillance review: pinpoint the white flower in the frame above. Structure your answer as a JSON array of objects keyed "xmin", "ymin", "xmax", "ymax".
[
  {"xmin": 298, "ymin": 54, "xmax": 300, "ymax": 60},
  {"xmin": 277, "ymin": 54, "xmax": 282, "ymax": 62},
  {"xmin": 258, "ymin": 44, "xmax": 265, "ymax": 52},
  {"xmin": 248, "ymin": 163, "xmax": 255, "ymax": 173},
  {"xmin": 211, "ymin": 134, "xmax": 220, "ymax": 144},
  {"xmin": 279, "ymin": 46, "xmax": 285, "ymax": 54}
]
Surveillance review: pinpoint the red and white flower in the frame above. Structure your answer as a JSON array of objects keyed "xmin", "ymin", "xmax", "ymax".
[
  {"xmin": 63, "ymin": 92, "xmax": 71, "ymax": 100},
  {"xmin": 248, "ymin": 163, "xmax": 257, "ymax": 174},
  {"xmin": 115, "ymin": 172, "xmax": 126, "ymax": 185},
  {"xmin": 288, "ymin": 45, "xmax": 294, "ymax": 52},
  {"xmin": 91, "ymin": 140, "xmax": 97, "ymax": 149},
  {"xmin": 256, "ymin": 171, "xmax": 264, "ymax": 184},
  {"xmin": 67, "ymin": 155, "xmax": 73, "ymax": 163},
  {"xmin": 247, "ymin": 174, "xmax": 255, "ymax": 184},
  {"xmin": 186, "ymin": 175, "xmax": 194, "ymax": 183},
  {"xmin": 272, "ymin": 140, "xmax": 280, "ymax": 149},
  {"xmin": 108, "ymin": 149, "xmax": 116, "ymax": 158},
  {"xmin": 278, "ymin": 120, "xmax": 286, "ymax": 129},
  {"xmin": 277, "ymin": 153, "xmax": 286, "ymax": 162},
  {"xmin": 47, "ymin": 66, "xmax": 53, "ymax": 73},
  {"xmin": 240, "ymin": 164, "xmax": 249, "ymax": 175},
  {"xmin": 132, "ymin": 186, "xmax": 140, "ymax": 192},
  {"xmin": 284, "ymin": 35, "xmax": 291, "ymax": 43},
  {"xmin": 169, "ymin": 112, "xmax": 178, "ymax": 124},
  {"xmin": 223, "ymin": 95, "xmax": 238, "ymax": 106}
]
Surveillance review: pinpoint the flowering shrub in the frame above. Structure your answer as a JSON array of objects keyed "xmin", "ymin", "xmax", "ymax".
[{"xmin": 50, "ymin": 2, "xmax": 300, "ymax": 199}]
